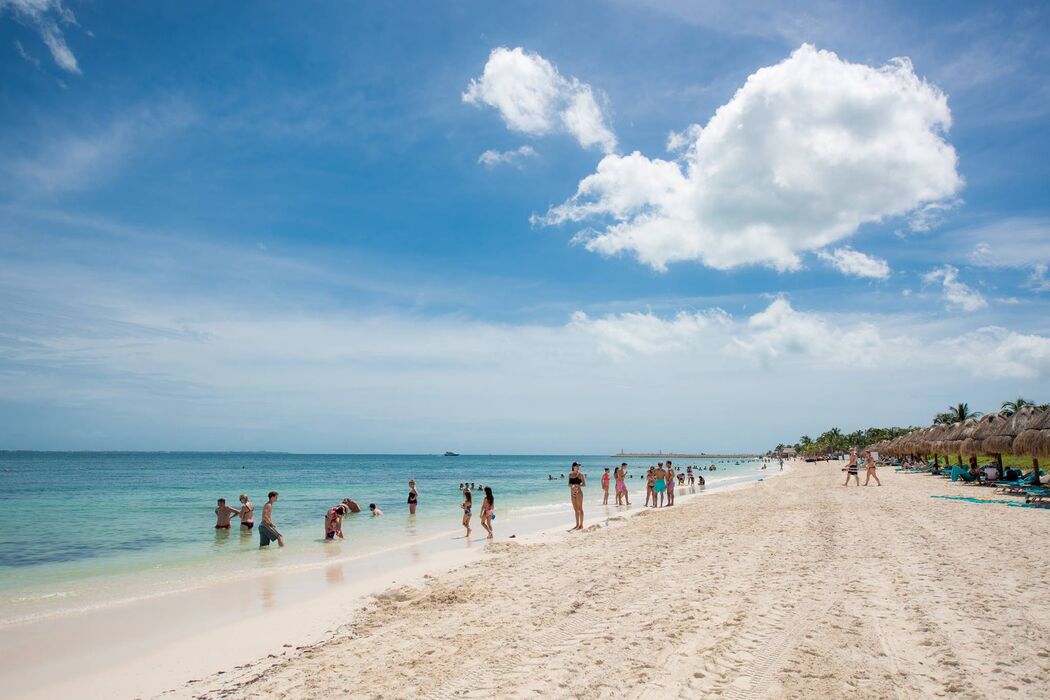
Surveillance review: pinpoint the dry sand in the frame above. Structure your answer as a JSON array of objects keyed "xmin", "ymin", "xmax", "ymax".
[{"xmin": 178, "ymin": 461, "xmax": 1050, "ymax": 699}]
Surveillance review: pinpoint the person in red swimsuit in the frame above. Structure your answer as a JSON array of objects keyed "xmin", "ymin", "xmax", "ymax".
[{"xmin": 214, "ymin": 498, "xmax": 239, "ymax": 529}]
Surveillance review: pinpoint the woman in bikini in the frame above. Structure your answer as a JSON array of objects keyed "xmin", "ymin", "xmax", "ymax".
[
  {"xmin": 407, "ymin": 479, "xmax": 419, "ymax": 514},
  {"xmin": 863, "ymin": 451, "xmax": 881, "ymax": 486},
  {"xmin": 238, "ymin": 494, "xmax": 254, "ymax": 531},
  {"xmin": 568, "ymin": 461, "xmax": 586, "ymax": 530},
  {"xmin": 615, "ymin": 463, "xmax": 629, "ymax": 506},
  {"xmin": 480, "ymin": 486, "xmax": 495, "ymax": 539},
  {"xmin": 645, "ymin": 467, "xmax": 655, "ymax": 507},
  {"xmin": 461, "ymin": 489, "xmax": 472, "ymax": 538},
  {"xmin": 325, "ymin": 504, "xmax": 348, "ymax": 540}
]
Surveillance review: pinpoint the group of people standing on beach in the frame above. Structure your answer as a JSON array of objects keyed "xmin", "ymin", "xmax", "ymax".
[
  {"xmin": 213, "ymin": 460, "xmax": 730, "ymax": 547},
  {"xmin": 842, "ymin": 448, "xmax": 881, "ymax": 487}
]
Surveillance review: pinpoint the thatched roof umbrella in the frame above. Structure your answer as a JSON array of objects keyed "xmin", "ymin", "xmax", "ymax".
[
  {"xmin": 985, "ymin": 406, "xmax": 1040, "ymax": 455},
  {"xmin": 1012, "ymin": 408, "xmax": 1050, "ymax": 461},
  {"xmin": 961, "ymin": 415, "xmax": 998, "ymax": 456},
  {"xmin": 922, "ymin": 424, "xmax": 949, "ymax": 463},
  {"xmin": 937, "ymin": 421, "xmax": 967, "ymax": 463},
  {"xmin": 915, "ymin": 426, "xmax": 939, "ymax": 454}
]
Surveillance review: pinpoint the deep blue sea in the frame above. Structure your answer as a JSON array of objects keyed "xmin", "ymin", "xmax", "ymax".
[{"xmin": 0, "ymin": 452, "xmax": 767, "ymax": 621}]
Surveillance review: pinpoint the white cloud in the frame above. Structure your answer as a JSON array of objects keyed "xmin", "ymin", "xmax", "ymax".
[
  {"xmin": 569, "ymin": 308, "xmax": 730, "ymax": 358},
  {"xmin": 732, "ymin": 298, "xmax": 895, "ymax": 368},
  {"xmin": 953, "ymin": 327, "xmax": 1050, "ymax": 379},
  {"xmin": 666, "ymin": 123, "xmax": 703, "ymax": 153},
  {"xmin": 536, "ymin": 44, "xmax": 962, "ymax": 272},
  {"xmin": 1028, "ymin": 263, "xmax": 1050, "ymax": 293},
  {"xmin": 922, "ymin": 264, "xmax": 987, "ymax": 311},
  {"xmin": 463, "ymin": 47, "xmax": 617, "ymax": 154},
  {"xmin": 907, "ymin": 198, "xmax": 961, "ymax": 232},
  {"xmin": 477, "ymin": 145, "xmax": 538, "ymax": 168},
  {"xmin": 816, "ymin": 248, "xmax": 891, "ymax": 279},
  {"xmin": 14, "ymin": 38, "xmax": 40, "ymax": 67},
  {"xmin": 0, "ymin": 0, "xmax": 80, "ymax": 73}
]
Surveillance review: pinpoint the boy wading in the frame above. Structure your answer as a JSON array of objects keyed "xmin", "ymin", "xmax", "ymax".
[{"xmin": 259, "ymin": 491, "xmax": 284, "ymax": 547}]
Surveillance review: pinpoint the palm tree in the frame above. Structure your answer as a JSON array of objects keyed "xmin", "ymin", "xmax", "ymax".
[
  {"xmin": 945, "ymin": 403, "xmax": 981, "ymax": 422},
  {"xmin": 1001, "ymin": 398, "xmax": 1032, "ymax": 416},
  {"xmin": 933, "ymin": 412, "xmax": 955, "ymax": 425}
]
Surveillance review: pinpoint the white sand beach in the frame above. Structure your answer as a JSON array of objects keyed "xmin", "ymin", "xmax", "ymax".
[{"xmin": 146, "ymin": 461, "xmax": 1050, "ymax": 699}]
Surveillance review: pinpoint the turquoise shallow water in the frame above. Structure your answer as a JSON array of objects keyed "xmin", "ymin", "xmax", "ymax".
[{"xmin": 0, "ymin": 452, "xmax": 766, "ymax": 619}]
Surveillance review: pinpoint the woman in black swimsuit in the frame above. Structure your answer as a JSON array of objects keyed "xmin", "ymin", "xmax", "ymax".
[
  {"xmin": 568, "ymin": 462, "xmax": 586, "ymax": 531},
  {"xmin": 407, "ymin": 479, "xmax": 418, "ymax": 515}
]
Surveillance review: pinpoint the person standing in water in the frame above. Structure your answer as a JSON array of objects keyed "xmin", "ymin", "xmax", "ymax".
[
  {"xmin": 407, "ymin": 480, "xmax": 419, "ymax": 514},
  {"xmin": 601, "ymin": 467, "xmax": 611, "ymax": 505},
  {"xmin": 461, "ymin": 489, "xmax": 472, "ymax": 538},
  {"xmin": 480, "ymin": 486, "xmax": 495, "ymax": 539},
  {"xmin": 615, "ymin": 463, "xmax": 630, "ymax": 506},
  {"xmin": 214, "ymin": 498, "xmax": 239, "ymax": 530},
  {"xmin": 325, "ymin": 503, "xmax": 348, "ymax": 540},
  {"xmin": 259, "ymin": 491, "xmax": 284, "ymax": 547},
  {"xmin": 238, "ymin": 494, "xmax": 254, "ymax": 531},
  {"xmin": 653, "ymin": 463, "xmax": 667, "ymax": 507},
  {"xmin": 568, "ymin": 462, "xmax": 586, "ymax": 530},
  {"xmin": 665, "ymin": 461, "xmax": 676, "ymax": 506}
]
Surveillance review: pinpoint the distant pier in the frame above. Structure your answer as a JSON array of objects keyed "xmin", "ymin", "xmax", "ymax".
[{"xmin": 612, "ymin": 452, "xmax": 761, "ymax": 459}]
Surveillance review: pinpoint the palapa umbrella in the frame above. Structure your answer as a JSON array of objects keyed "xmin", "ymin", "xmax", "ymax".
[
  {"xmin": 1012, "ymin": 408, "xmax": 1050, "ymax": 471},
  {"xmin": 961, "ymin": 415, "xmax": 998, "ymax": 456},
  {"xmin": 938, "ymin": 421, "xmax": 969, "ymax": 465},
  {"xmin": 971, "ymin": 412, "xmax": 1008, "ymax": 469}
]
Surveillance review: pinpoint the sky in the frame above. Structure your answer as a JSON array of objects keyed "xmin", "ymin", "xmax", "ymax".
[{"xmin": 1, "ymin": 0, "xmax": 1049, "ymax": 453}]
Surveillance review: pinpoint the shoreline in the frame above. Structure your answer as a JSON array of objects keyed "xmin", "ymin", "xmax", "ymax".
[
  {"xmin": 177, "ymin": 458, "xmax": 1050, "ymax": 699},
  {"xmin": 2, "ymin": 465, "xmax": 782, "ymax": 699}
]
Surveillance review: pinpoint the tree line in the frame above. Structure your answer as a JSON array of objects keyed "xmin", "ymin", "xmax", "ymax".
[{"xmin": 770, "ymin": 397, "xmax": 1048, "ymax": 456}]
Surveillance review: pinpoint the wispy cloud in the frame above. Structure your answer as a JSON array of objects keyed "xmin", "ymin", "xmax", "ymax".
[
  {"xmin": 922, "ymin": 264, "xmax": 988, "ymax": 312},
  {"xmin": 0, "ymin": 0, "xmax": 81, "ymax": 73},
  {"xmin": 477, "ymin": 145, "xmax": 538, "ymax": 168},
  {"xmin": 2, "ymin": 100, "xmax": 198, "ymax": 195},
  {"xmin": 816, "ymin": 248, "xmax": 891, "ymax": 279}
]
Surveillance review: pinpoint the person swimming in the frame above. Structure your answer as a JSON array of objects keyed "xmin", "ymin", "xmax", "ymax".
[{"xmin": 369, "ymin": 503, "xmax": 383, "ymax": 516}]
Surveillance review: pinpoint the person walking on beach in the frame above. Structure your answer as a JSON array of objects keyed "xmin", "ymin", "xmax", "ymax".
[
  {"xmin": 407, "ymin": 480, "xmax": 419, "ymax": 514},
  {"xmin": 325, "ymin": 504, "xmax": 348, "ymax": 540},
  {"xmin": 601, "ymin": 467, "xmax": 611, "ymax": 505},
  {"xmin": 238, "ymin": 494, "xmax": 254, "ymax": 531},
  {"xmin": 214, "ymin": 498, "xmax": 239, "ymax": 530},
  {"xmin": 461, "ymin": 489, "xmax": 472, "ymax": 538},
  {"xmin": 863, "ymin": 451, "xmax": 881, "ymax": 486},
  {"xmin": 842, "ymin": 449, "xmax": 860, "ymax": 486},
  {"xmin": 665, "ymin": 462, "xmax": 676, "ymax": 506},
  {"xmin": 568, "ymin": 462, "xmax": 586, "ymax": 530},
  {"xmin": 480, "ymin": 486, "xmax": 495, "ymax": 539},
  {"xmin": 259, "ymin": 491, "xmax": 284, "ymax": 547}
]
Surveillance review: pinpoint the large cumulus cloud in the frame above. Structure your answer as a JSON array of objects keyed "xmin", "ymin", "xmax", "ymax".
[{"xmin": 537, "ymin": 44, "xmax": 962, "ymax": 271}]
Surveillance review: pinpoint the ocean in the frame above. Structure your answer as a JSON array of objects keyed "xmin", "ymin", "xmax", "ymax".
[{"xmin": 0, "ymin": 452, "xmax": 769, "ymax": 624}]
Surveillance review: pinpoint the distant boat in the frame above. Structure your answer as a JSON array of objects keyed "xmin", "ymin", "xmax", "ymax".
[{"xmin": 444, "ymin": 451, "xmax": 460, "ymax": 457}]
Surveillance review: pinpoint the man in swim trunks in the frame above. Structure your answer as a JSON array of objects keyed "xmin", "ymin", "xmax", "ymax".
[
  {"xmin": 259, "ymin": 491, "xmax": 284, "ymax": 547},
  {"xmin": 238, "ymin": 494, "xmax": 254, "ymax": 530},
  {"xmin": 215, "ymin": 498, "xmax": 239, "ymax": 529},
  {"xmin": 601, "ymin": 467, "xmax": 611, "ymax": 505}
]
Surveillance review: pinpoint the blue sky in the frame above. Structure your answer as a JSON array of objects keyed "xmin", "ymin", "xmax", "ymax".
[{"xmin": 1, "ymin": 0, "xmax": 1049, "ymax": 452}]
